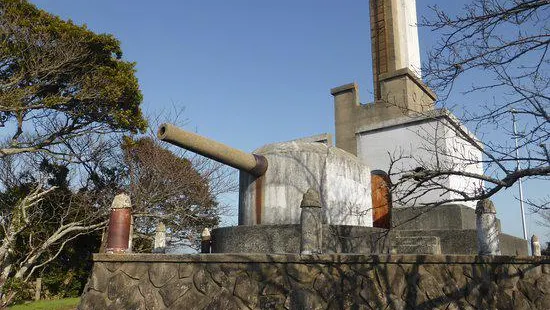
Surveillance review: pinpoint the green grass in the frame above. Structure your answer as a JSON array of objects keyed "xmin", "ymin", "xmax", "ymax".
[{"xmin": 8, "ymin": 298, "xmax": 80, "ymax": 310}]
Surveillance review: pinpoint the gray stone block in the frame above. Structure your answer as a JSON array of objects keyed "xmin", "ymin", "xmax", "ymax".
[
  {"xmin": 211, "ymin": 225, "xmax": 390, "ymax": 254},
  {"xmin": 393, "ymin": 229, "xmax": 528, "ymax": 255},
  {"xmin": 211, "ymin": 223, "xmax": 527, "ymax": 255},
  {"xmin": 392, "ymin": 236, "xmax": 441, "ymax": 254},
  {"xmin": 392, "ymin": 204, "xmax": 477, "ymax": 230}
]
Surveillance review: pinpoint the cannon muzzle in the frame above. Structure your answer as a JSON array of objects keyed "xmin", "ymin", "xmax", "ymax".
[{"xmin": 157, "ymin": 123, "xmax": 268, "ymax": 177}]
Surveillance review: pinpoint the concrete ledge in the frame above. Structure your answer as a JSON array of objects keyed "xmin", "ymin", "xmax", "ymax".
[
  {"xmin": 356, "ymin": 108, "xmax": 450, "ymax": 134},
  {"xmin": 394, "ymin": 229, "xmax": 529, "ymax": 255},
  {"xmin": 211, "ymin": 224, "xmax": 389, "ymax": 254},
  {"xmin": 92, "ymin": 253, "xmax": 550, "ymax": 265},
  {"xmin": 285, "ymin": 133, "xmax": 333, "ymax": 146},
  {"xmin": 378, "ymin": 67, "xmax": 437, "ymax": 100},
  {"xmin": 209, "ymin": 222, "xmax": 528, "ymax": 255},
  {"xmin": 393, "ymin": 204, "xmax": 476, "ymax": 230},
  {"xmin": 330, "ymin": 82, "xmax": 357, "ymax": 95}
]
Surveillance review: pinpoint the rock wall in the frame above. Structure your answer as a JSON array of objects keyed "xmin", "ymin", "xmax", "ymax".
[{"xmin": 79, "ymin": 254, "xmax": 550, "ymax": 310}]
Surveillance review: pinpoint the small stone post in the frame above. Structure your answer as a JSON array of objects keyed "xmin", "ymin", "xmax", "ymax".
[
  {"xmin": 128, "ymin": 214, "xmax": 134, "ymax": 253},
  {"xmin": 201, "ymin": 228, "xmax": 211, "ymax": 253},
  {"xmin": 106, "ymin": 193, "xmax": 132, "ymax": 254},
  {"xmin": 153, "ymin": 222, "xmax": 166, "ymax": 253},
  {"xmin": 475, "ymin": 199, "xmax": 501, "ymax": 255},
  {"xmin": 532, "ymin": 234, "xmax": 541, "ymax": 256},
  {"xmin": 300, "ymin": 188, "xmax": 323, "ymax": 254},
  {"xmin": 34, "ymin": 278, "xmax": 41, "ymax": 301}
]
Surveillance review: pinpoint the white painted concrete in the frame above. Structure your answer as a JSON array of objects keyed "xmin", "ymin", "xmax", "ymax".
[
  {"xmin": 357, "ymin": 115, "xmax": 483, "ymax": 209},
  {"xmin": 394, "ymin": 0, "xmax": 421, "ymax": 77},
  {"xmin": 239, "ymin": 142, "xmax": 372, "ymax": 226}
]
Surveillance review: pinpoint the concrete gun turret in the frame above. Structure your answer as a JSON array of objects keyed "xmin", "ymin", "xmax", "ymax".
[
  {"xmin": 157, "ymin": 123, "xmax": 268, "ymax": 177},
  {"xmin": 157, "ymin": 123, "xmax": 372, "ymax": 227}
]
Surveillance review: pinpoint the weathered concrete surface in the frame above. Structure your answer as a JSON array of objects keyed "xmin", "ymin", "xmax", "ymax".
[
  {"xmin": 286, "ymin": 133, "xmax": 333, "ymax": 146},
  {"xmin": 153, "ymin": 222, "xmax": 166, "ymax": 254},
  {"xmin": 300, "ymin": 189, "xmax": 323, "ymax": 254},
  {"xmin": 392, "ymin": 204, "xmax": 477, "ymax": 230},
  {"xmin": 80, "ymin": 254, "xmax": 550, "ymax": 310},
  {"xmin": 393, "ymin": 230, "xmax": 528, "ymax": 256},
  {"xmin": 533, "ymin": 235, "xmax": 542, "ymax": 256},
  {"xmin": 211, "ymin": 224, "xmax": 527, "ymax": 255},
  {"xmin": 211, "ymin": 225, "xmax": 389, "ymax": 254},
  {"xmin": 391, "ymin": 236, "xmax": 441, "ymax": 255},
  {"xmin": 476, "ymin": 199, "xmax": 501, "ymax": 255},
  {"xmin": 239, "ymin": 142, "xmax": 372, "ymax": 227}
]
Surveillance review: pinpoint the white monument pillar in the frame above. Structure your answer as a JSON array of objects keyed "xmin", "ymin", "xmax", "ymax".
[
  {"xmin": 369, "ymin": 0, "xmax": 433, "ymax": 109},
  {"xmin": 371, "ymin": 0, "xmax": 421, "ymax": 77},
  {"xmin": 395, "ymin": 0, "xmax": 421, "ymax": 77}
]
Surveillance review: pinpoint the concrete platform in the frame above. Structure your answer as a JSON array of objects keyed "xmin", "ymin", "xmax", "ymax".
[
  {"xmin": 211, "ymin": 225, "xmax": 390, "ymax": 254},
  {"xmin": 211, "ymin": 223, "xmax": 528, "ymax": 255}
]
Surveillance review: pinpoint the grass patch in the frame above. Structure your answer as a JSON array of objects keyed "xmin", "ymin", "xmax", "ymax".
[{"xmin": 8, "ymin": 297, "xmax": 80, "ymax": 310}]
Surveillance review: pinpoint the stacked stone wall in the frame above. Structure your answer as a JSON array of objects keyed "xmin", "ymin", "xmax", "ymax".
[{"xmin": 79, "ymin": 254, "xmax": 550, "ymax": 310}]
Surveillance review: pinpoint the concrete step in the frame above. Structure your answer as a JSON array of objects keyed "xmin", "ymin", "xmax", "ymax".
[
  {"xmin": 394, "ymin": 236, "xmax": 439, "ymax": 245},
  {"xmin": 391, "ymin": 236, "xmax": 441, "ymax": 254}
]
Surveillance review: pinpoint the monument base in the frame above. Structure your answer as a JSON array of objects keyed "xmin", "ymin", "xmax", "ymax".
[
  {"xmin": 79, "ymin": 254, "xmax": 550, "ymax": 309},
  {"xmin": 211, "ymin": 225, "xmax": 389, "ymax": 254},
  {"xmin": 392, "ymin": 204, "xmax": 477, "ymax": 230},
  {"xmin": 211, "ymin": 222, "xmax": 528, "ymax": 256}
]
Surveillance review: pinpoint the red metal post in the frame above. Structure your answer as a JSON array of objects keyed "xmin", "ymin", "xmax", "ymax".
[{"xmin": 106, "ymin": 204, "xmax": 132, "ymax": 253}]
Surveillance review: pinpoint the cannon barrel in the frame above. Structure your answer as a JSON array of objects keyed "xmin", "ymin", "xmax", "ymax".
[{"xmin": 157, "ymin": 123, "xmax": 268, "ymax": 177}]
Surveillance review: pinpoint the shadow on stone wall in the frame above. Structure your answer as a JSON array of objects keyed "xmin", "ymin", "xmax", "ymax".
[{"xmin": 79, "ymin": 254, "xmax": 550, "ymax": 310}]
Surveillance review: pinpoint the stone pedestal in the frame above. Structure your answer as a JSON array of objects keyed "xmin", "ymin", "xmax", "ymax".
[
  {"xmin": 300, "ymin": 189, "xmax": 323, "ymax": 254},
  {"xmin": 532, "ymin": 235, "xmax": 541, "ymax": 256},
  {"xmin": 476, "ymin": 199, "xmax": 501, "ymax": 255},
  {"xmin": 152, "ymin": 222, "xmax": 166, "ymax": 254}
]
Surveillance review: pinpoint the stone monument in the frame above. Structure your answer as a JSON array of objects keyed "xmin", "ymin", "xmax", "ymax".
[
  {"xmin": 151, "ymin": 0, "xmax": 528, "ymax": 255},
  {"xmin": 158, "ymin": 123, "xmax": 389, "ymax": 254},
  {"xmin": 330, "ymin": 0, "xmax": 526, "ymax": 254},
  {"xmin": 78, "ymin": 2, "xmax": 546, "ymax": 309}
]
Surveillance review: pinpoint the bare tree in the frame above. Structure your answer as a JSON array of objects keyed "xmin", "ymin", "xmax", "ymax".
[
  {"xmin": 122, "ymin": 136, "xmax": 236, "ymax": 252},
  {"xmin": 387, "ymin": 0, "xmax": 549, "ymax": 212},
  {"xmin": 0, "ymin": 156, "xmax": 112, "ymax": 305}
]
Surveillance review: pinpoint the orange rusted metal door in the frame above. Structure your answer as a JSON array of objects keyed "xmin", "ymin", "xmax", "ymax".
[{"xmin": 371, "ymin": 170, "xmax": 391, "ymax": 229}]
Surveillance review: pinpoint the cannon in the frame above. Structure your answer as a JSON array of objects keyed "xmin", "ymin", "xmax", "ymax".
[
  {"xmin": 158, "ymin": 123, "xmax": 268, "ymax": 177},
  {"xmin": 158, "ymin": 123, "xmax": 373, "ymax": 228}
]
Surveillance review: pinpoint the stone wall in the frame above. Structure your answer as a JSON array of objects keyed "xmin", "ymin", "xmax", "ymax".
[{"xmin": 79, "ymin": 254, "xmax": 550, "ymax": 310}]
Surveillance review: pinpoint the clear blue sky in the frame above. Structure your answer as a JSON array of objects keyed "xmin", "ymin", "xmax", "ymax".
[{"xmin": 30, "ymin": 0, "xmax": 548, "ymax": 244}]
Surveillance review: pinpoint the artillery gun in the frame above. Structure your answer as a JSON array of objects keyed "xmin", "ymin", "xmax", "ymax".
[{"xmin": 158, "ymin": 123, "xmax": 376, "ymax": 226}]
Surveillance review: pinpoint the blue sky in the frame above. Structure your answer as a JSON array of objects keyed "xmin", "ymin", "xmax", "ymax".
[{"xmin": 29, "ymin": 0, "xmax": 548, "ymax": 244}]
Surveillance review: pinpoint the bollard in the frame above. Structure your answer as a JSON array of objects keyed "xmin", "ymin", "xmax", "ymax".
[
  {"xmin": 201, "ymin": 228, "xmax": 211, "ymax": 253},
  {"xmin": 475, "ymin": 199, "xmax": 501, "ymax": 255},
  {"xmin": 106, "ymin": 193, "xmax": 132, "ymax": 254},
  {"xmin": 34, "ymin": 278, "xmax": 41, "ymax": 301},
  {"xmin": 128, "ymin": 214, "xmax": 134, "ymax": 253},
  {"xmin": 532, "ymin": 234, "xmax": 541, "ymax": 256},
  {"xmin": 300, "ymin": 188, "xmax": 323, "ymax": 254},
  {"xmin": 153, "ymin": 222, "xmax": 167, "ymax": 253}
]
